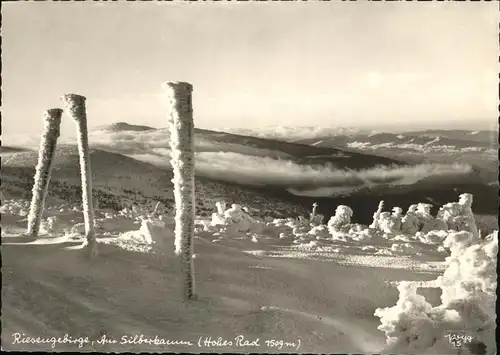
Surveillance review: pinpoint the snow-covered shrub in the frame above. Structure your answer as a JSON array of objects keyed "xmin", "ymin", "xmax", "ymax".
[
  {"xmin": 327, "ymin": 205, "xmax": 353, "ymax": 234},
  {"xmin": 27, "ymin": 109, "xmax": 63, "ymax": 237},
  {"xmin": 415, "ymin": 203, "xmax": 435, "ymax": 233},
  {"xmin": 378, "ymin": 211, "xmax": 402, "ymax": 237},
  {"xmin": 392, "ymin": 207, "xmax": 403, "ymax": 218},
  {"xmin": 417, "ymin": 230, "xmax": 449, "ymax": 245},
  {"xmin": 313, "ymin": 213, "xmax": 325, "ymax": 226},
  {"xmin": 367, "ymin": 203, "xmax": 406, "ymax": 239},
  {"xmin": 113, "ymin": 218, "xmax": 175, "ymax": 254},
  {"xmin": 430, "ymin": 212, "xmax": 448, "ymax": 232},
  {"xmin": 436, "ymin": 194, "xmax": 479, "ymax": 238},
  {"xmin": 38, "ymin": 216, "xmax": 59, "ymax": 235},
  {"xmin": 349, "ymin": 224, "xmax": 377, "ymax": 241},
  {"xmin": 375, "ymin": 281, "xmax": 443, "ymax": 353},
  {"xmin": 307, "ymin": 224, "xmax": 330, "ymax": 240},
  {"xmin": 456, "ymin": 193, "xmax": 479, "ymax": 237},
  {"xmin": 61, "ymin": 94, "xmax": 98, "ymax": 257},
  {"xmin": 292, "ymin": 220, "xmax": 312, "ymax": 239},
  {"xmin": 401, "ymin": 204, "xmax": 420, "ymax": 236},
  {"xmin": 210, "ymin": 210, "xmax": 227, "ymax": 227},
  {"xmin": 206, "ymin": 202, "xmax": 265, "ymax": 236},
  {"xmin": 216, "ymin": 201, "xmax": 226, "ymax": 216},
  {"xmin": 370, "ymin": 200, "xmax": 384, "ymax": 229},
  {"xmin": 165, "ymin": 81, "xmax": 196, "ymax": 300},
  {"xmin": 439, "ymin": 204, "xmax": 462, "ymax": 231},
  {"xmin": 308, "ymin": 202, "xmax": 324, "ymax": 225},
  {"xmin": 388, "ymin": 207, "xmax": 404, "ymax": 230},
  {"xmin": 375, "ymin": 226, "xmax": 498, "ymax": 355},
  {"xmin": 267, "ymin": 218, "xmax": 294, "ymax": 234},
  {"xmin": 140, "ymin": 218, "xmax": 175, "ymax": 252}
]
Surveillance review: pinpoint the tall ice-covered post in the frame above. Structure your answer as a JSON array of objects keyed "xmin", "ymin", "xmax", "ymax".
[
  {"xmin": 61, "ymin": 94, "xmax": 98, "ymax": 257},
  {"xmin": 164, "ymin": 81, "xmax": 196, "ymax": 300},
  {"xmin": 26, "ymin": 109, "xmax": 63, "ymax": 237}
]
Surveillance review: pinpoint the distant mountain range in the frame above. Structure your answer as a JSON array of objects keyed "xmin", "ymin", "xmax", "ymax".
[
  {"xmin": 290, "ymin": 129, "xmax": 498, "ymax": 184},
  {"xmin": 220, "ymin": 126, "xmax": 497, "ymax": 144},
  {"xmin": 296, "ymin": 130, "xmax": 497, "ymax": 151}
]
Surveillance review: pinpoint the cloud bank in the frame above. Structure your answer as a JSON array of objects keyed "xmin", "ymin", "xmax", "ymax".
[
  {"xmin": 192, "ymin": 152, "xmax": 473, "ymax": 189},
  {"xmin": 5, "ymin": 127, "xmax": 475, "ymax": 194}
]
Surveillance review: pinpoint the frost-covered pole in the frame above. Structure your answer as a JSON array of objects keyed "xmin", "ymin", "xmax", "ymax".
[
  {"xmin": 61, "ymin": 94, "xmax": 98, "ymax": 257},
  {"xmin": 26, "ymin": 109, "xmax": 63, "ymax": 237},
  {"xmin": 165, "ymin": 81, "xmax": 196, "ymax": 300}
]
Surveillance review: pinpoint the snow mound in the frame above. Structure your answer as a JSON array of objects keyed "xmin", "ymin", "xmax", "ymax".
[
  {"xmin": 101, "ymin": 218, "xmax": 175, "ymax": 254},
  {"xmin": 202, "ymin": 202, "xmax": 265, "ymax": 237}
]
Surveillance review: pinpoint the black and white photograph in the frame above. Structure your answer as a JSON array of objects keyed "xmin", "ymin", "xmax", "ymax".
[{"xmin": 1, "ymin": 1, "xmax": 498, "ymax": 354}]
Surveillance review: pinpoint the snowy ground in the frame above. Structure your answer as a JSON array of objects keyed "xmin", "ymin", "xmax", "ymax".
[{"xmin": 0, "ymin": 199, "xmax": 490, "ymax": 353}]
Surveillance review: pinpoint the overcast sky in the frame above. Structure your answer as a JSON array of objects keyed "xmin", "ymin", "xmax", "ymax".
[{"xmin": 2, "ymin": 1, "xmax": 498, "ymax": 139}]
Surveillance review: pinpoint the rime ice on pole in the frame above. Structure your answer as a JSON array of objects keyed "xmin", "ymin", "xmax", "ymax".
[
  {"xmin": 61, "ymin": 94, "xmax": 98, "ymax": 257},
  {"xmin": 26, "ymin": 109, "xmax": 63, "ymax": 237},
  {"xmin": 165, "ymin": 81, "xmax": 196, "ymax": 301}
]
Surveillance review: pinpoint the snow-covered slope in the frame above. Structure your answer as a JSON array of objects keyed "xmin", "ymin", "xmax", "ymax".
[
  {"xmin": 0, "ymin": 145, "xmax": 308, "ymax": 220},
  {"xmin": 1, "ymin": 193, "xmax": 496, "ymax": 354}
]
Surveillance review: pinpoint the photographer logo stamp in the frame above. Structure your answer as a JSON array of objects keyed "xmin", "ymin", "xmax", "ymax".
[{"xmin": 444, "ymin": 331, "xmax": 474, "ymax": 349}]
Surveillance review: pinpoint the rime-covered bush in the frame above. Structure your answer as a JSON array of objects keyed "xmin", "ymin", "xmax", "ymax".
[
  {"xmin": 455, "ymin": 193, "xmax": 479, "ymax": 237},
  {"xmin": 109, "ymin": 217, "xmax": 175, "ymax": 254},
  {"xmin": 308, "ymin": 202, "xmax": 324, "ymax": 226},
  {"xmin": 311, "ymin": 213, "xmax": 324, "ymax": 226},
  {"xmin": 415, "ymin": 203, "xmax": 435, "ymax": 233},
  {"xmin": 370, "ymin": 200, "xmax": 384, "ymax": 229},
  {"xmin": 39, "ymin": 216, "xmax": 58, "ymax": 235},
  {"xmin": 292, "ymin": 218, "xmax": 312, "ymax": 239},
  {"xmin": 265, "ymin": 218, "xmax": 295, "ymax": 236},
  {"xmin": 416, "ymin": 230, "xmax": 449, "ymax": 245},
  {"xmin": 327, "ymin": 205, "xmax": 353, "ymax": 235},
  {"xmin": 378, "ymin": 212, "xmax": 402, "ymax": 236},
  {"xmin": 307, "ymin": 224, "xmax": 330, "ymax": 240},
  {"xmin": 437, "ymin": 194, "xmax": 479, "ymax": 237},
  {"xmin": 401, "ymin": 204, "xmax": 420, "ymax": 235},
  {"xmin": 207, "ymin": 202, "xmax": 264, "ymax": 236},
  {"xmin": 375, "ymin": 227, "xmax": 498, "ymax": 355}
]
